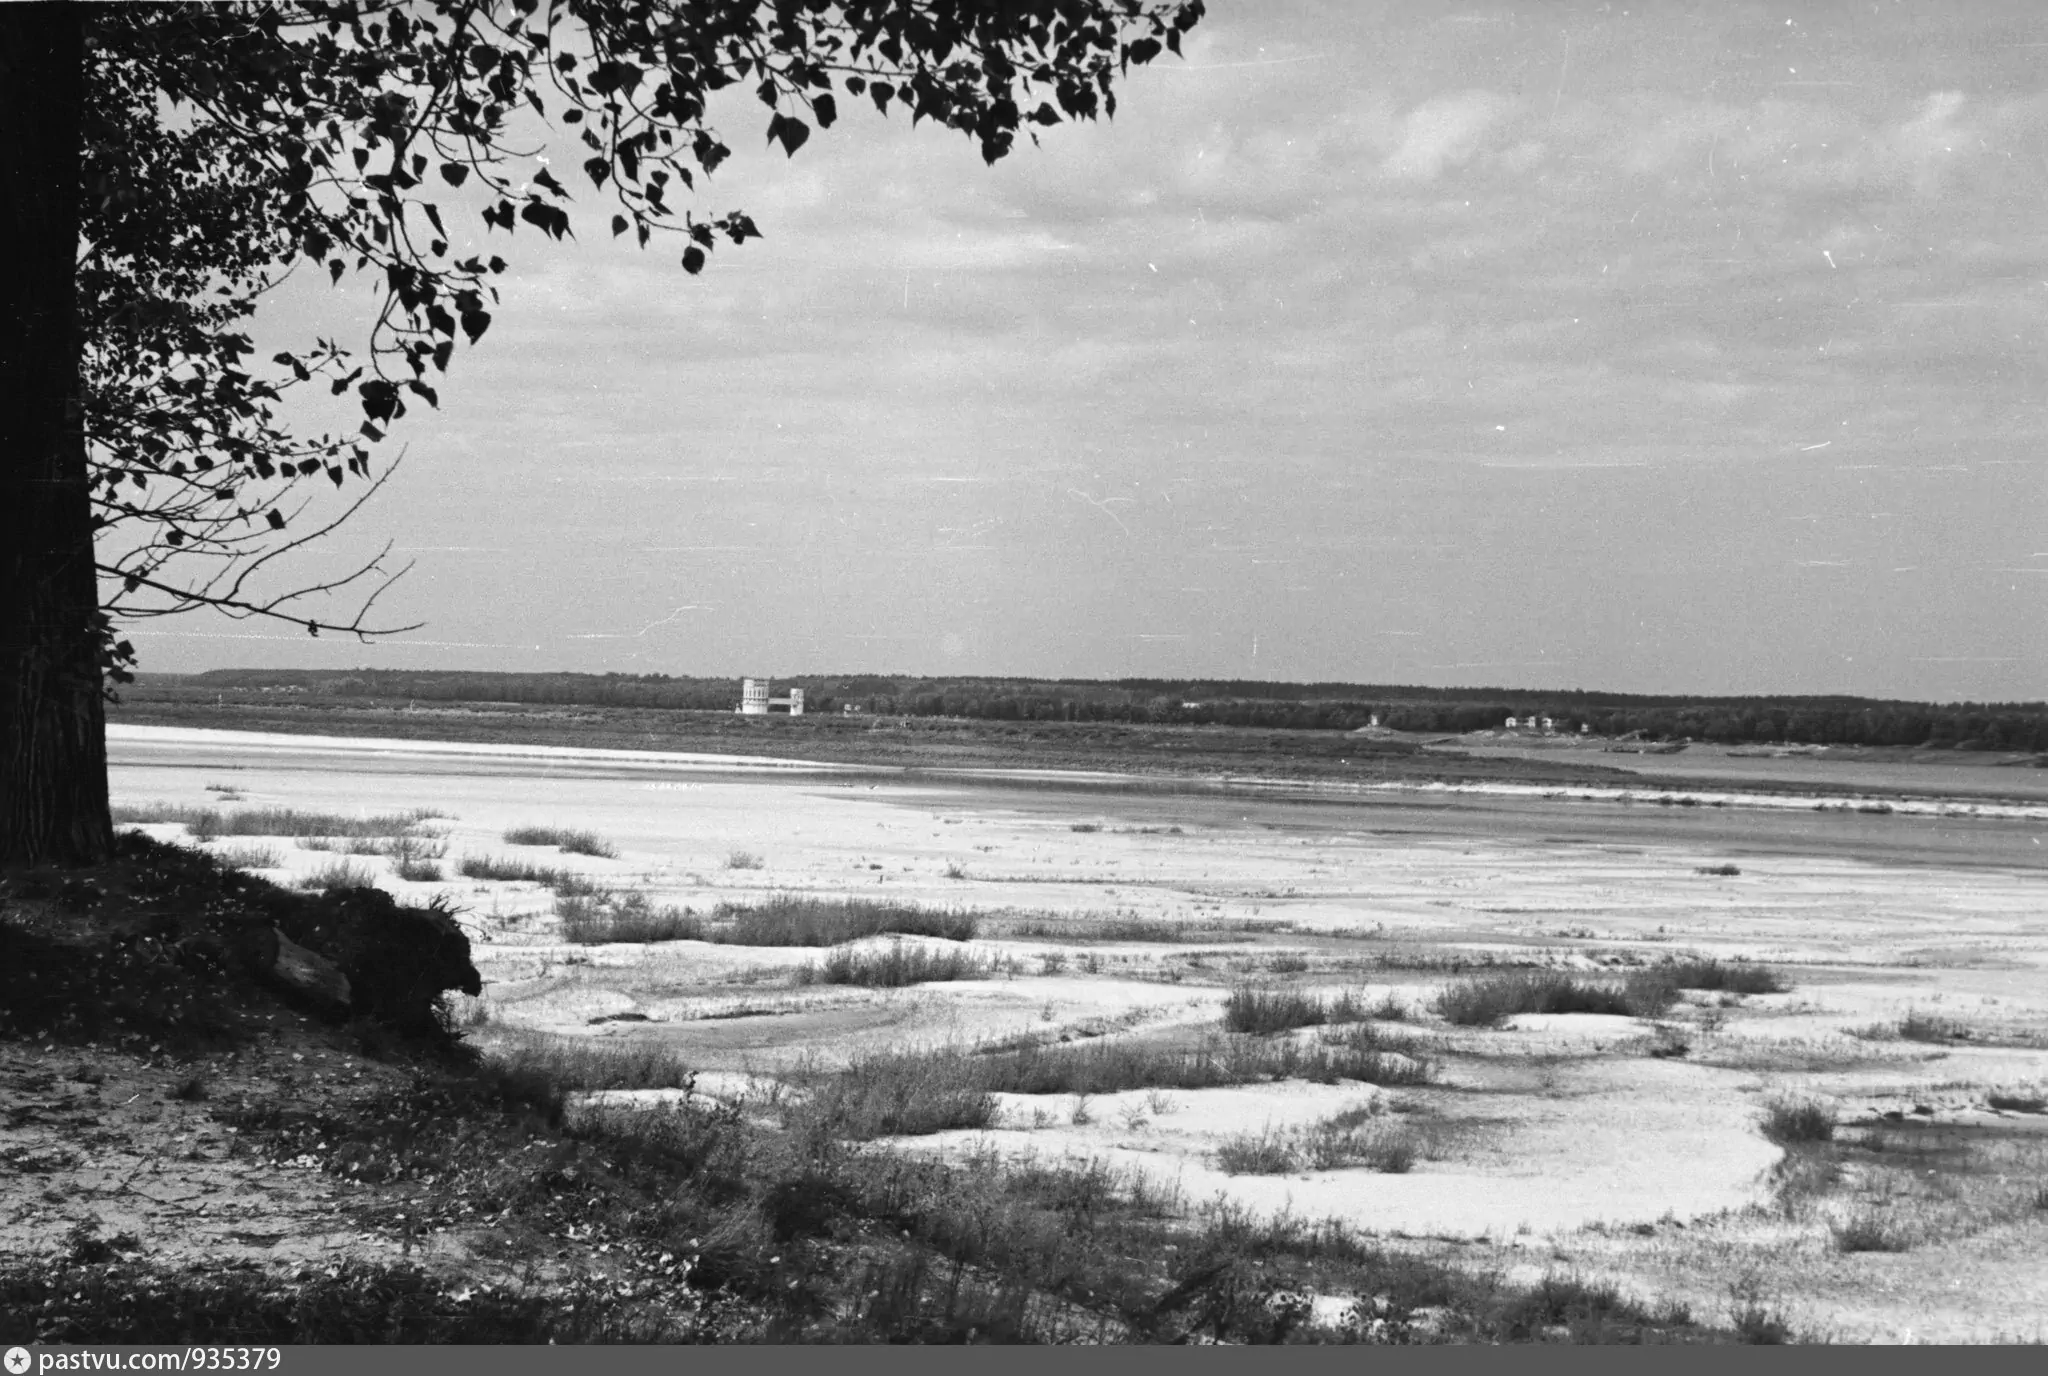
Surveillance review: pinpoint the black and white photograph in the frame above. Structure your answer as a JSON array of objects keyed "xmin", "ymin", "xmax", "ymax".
[{"xmin": 3, "ymin": 0, "xmax": 2047, "ymax": 1347}]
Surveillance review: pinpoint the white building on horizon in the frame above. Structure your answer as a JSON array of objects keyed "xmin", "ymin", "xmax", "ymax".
[{"xmin": 737, "ymin": 678, "xmax": 804, "ymax": 715}]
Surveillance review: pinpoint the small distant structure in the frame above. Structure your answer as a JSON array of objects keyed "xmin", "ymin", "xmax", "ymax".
[
  {"xmin": 840, "ymin": 702, "xmax": 865, "ymax": 715},
  {"xmin": 737, "ymin": 678, "xmax": 804, "ymax": 715},
  {"xmin": 1505, "ymin": 715, "xmax": 1559, "ymax": 734},
  {"xmin": 1504, "ymin": 716, "xmax": 1519, "ymax": 730}
]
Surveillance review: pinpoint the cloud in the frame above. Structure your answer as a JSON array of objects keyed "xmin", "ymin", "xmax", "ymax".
[{"xmin": 1382, "ymin": 91, "xmax": 1515, "ymax": 181}]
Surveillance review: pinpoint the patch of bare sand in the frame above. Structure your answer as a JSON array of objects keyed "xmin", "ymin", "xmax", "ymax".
[{"xmin": 883, "ymin": 1054, "xmax": 1779, "ymax": 1241}]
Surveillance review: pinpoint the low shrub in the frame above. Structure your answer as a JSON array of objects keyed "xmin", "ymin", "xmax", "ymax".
[
  {"xmin": 1988, "ymin": 1092, "xmax": 2046, "ymax": 1114},
  {"xmin": 791, "ymin": 1048, "xmax": 998, "ymax": 1140},
  {"xmin": 1658, "ymin": 957, "xmax": 1786, "ymax": 995},
  {"xmin": 1215, "ymin": 1118, "xmax": 1420, "ymax": 1176},
  {"xmin": 558, "ymin": 892, "xmax": 704, "ymax": 945},
  {"xmin": 293, "ymin": 859, "xmax": 379, "ymax": 892},
  {"xmin": 1759, "ymin": 1098, "xmax": 1835, "ymax": 1145},
  {"xmin": 1831, "ymin": 1212, "xmax": 1909, "ymax": 1254},
  {"xmin": 478, "ymin": 1032, "xmax": 696, "ymax": 1118},
  {"xmin": 1005, "ymin": 914, "xmax": 1259, "ymax": 944},
  {"xmin": 796, "ymin": 942, "xmax": 989, "ymax": 988},
  {"xmin": 1897, "ymin": 1009, "xmax": 1967, "ymax": 1043},
  {"xmin": 1695, "ymin": 864, "xmax": 1742, "ymax": 877},
  {"xmin": 210, "ymin": 844, "xmax": 283, "ymax": 871},
  {"xmin": 457, "ymin": 855, "xmax": 605, "ymax": 895},
  {"xmin": 504, "ymin": 825, "xmax": 618, "ymax": 858},
  {"xmin": 725, "ymin": 849, "xmax": 764, "ymax": 871},
  {"xmin": 113, "ymin": 804, "xmax": 436, "ymax": 840},
  {"xmin": 1214, "ymin": 1128, "xmax": 1298, "ymax": 1176},
  {"xmin": 1433, "ymin": 969, "xmax": 1678, "ymax": 1026},
  {"xmin": 710, "ymin": 895, "xmax": 976, "ymax": 946},
  {"xmin": 1223, "ymin": 986, "xmax": 1409, "ymax": 1034},
  {"xmin": 1222, "ymin": 986, "xmax": 1327, "ymax": 1035},
  {"xmin": 979, "ymin": 1032, "xmax": 1430, "ymax": 1097}
]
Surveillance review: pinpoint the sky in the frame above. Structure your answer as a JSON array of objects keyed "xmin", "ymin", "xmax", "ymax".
[{"xmin": 127, "ymin": 1, "xmax": 2048, "ymax": 701}]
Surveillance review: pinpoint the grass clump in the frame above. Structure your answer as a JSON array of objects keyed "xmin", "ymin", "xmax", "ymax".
[
  {"xmin": 725, "ymin": 849, "xmax": 764, "ymax": 871},
  {"xmin": 796, "ymin": 942, "xmax": 990, "ymax": 988},
  {"xmin": 979, "ymin": 1033, "xmax": 1430, "ymax": 1097},
  {"xmin": 210, "ymin": 843, "xmax": 283, "ymax": 871},
  {"xmin": 503, "ymin": 825, "xmax": 618, "ymax": 858},
  {"xmin": 1221, "ymin": 986, "xmax": 1410, "ymax": 1035},
  {"xmin": 1213, "ymin": 1111, "xmax": 1423, "ymax": 1176},
  {"xmin": 793, "ymin": 1047, "xmax": 999, "ymax": 1140},
  {"xmin": 790, "ymin": 1034, "xmax": 1431, "ymax": 1139},
  {"xmin": 1830, "ymin": 1211, "xmax": 1909, "ymax": 1253},
  {"xmin": 114, "ymin": 804, "xmax": 438, "ymax": 840},
  {"xmin": 456, "ymin": 854, "xmax": 603, "ymax": 894},
  {"xmin": 1222, "ymin": 986, "xmax": 1326, "ymax": 1035},
  {"xmin": 558, "ymin": 891, "xmax": 704, "ymax": 945},
  {"xmin": 477, "ymin": 1031, "xmax": 696, "ymax": 1118},
  {"xmin": 1695, "ymin": 863, "xmax": 1742, "ymax": 876},
  {"xmin": 1213, "ymin": 1128, "xmax": 1299, "ymax": 1175},
  {"xmin": 292, "ymin": 858, "xmax": 379, "ymax": 892},
  {"xmin": 1759, "ymin": 1098, "xmax": 1836, "ymax": 1146},
  {"xmin": 1656, "ymin": 957, "xmax": 1786, "ymax": 995},
  {"xmin": 1897, "ymin": 1009, "xmax": 1968, "ymax": 1043},
  {"xmin": 381, "ymin": 834, "xmax": 446, "ymax": 882},
  {"xmin": 1433, "ymin": 969, "xmax": 1679, "ymax": 1026},
  {"xmin": 710, "ymin": 894, "xmax": 976, "ymax": 946}
]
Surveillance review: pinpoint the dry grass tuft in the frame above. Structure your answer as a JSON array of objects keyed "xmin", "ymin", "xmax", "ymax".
[
  {"xmin": 1212, "ymin": 1109, "xmax": 1425, "ymax": 1176},
  {"xmin": 115, "ymin": 804, "xmax": 440, "ymax": 840},
  {"xmin": 710, "ymin": 894, "xmax": 976, "ymax": 946},
  {"xmin": 1830, "ymin": 1211, "xmax": 1910, "ymax": 1253},
  {"xmin": 558, "ymin": 891, "xmax": 704, "ymax": 944},
  {"xmin": 504, "ymin": 825, "xmax": 618, "ymax": 858},
  {"xmin": 292, "ymin": 858, "xmax": 379, "ymax": 892},
  {"xmin": 1759, "ymin": 1098, "xmax": 1836, "ymax": 1145},
  {"xmin": 210, "ymin": 843, "xmax": 283, "ymax": 871},
  {"xmin": 1433, "ymin": 969, "xmax": 1678, "ymax": 1025},
  {"xmin": 795, "ymin": 941, "xmax": 991, "ymax": 988},
  {"xmin": 1656, "ymin": 957, "xmax": 1786, "ymax": 995},
  {"xmin": 1221, "ymin": 986, "xmax": 1410, "ymax": 1035}
]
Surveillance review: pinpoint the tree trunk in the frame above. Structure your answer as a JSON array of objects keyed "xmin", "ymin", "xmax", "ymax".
[{"xmin": 0, "ymin": 5, "xmax": 111, "ymax": 867}]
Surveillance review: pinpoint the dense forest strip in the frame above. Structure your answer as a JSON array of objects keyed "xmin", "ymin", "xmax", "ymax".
[
  {"xmin": 108, "ymin": 689, "xmax": 1648, "ymax": 791},
  {"xmin": 154, "ymin": 669, "xmax": 2048, "ymax": 753}
]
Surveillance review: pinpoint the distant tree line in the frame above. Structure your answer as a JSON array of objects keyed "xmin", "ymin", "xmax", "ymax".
[{"xmin": 170, "ymin": 669, "xmax": 2048, "ymax": 752}]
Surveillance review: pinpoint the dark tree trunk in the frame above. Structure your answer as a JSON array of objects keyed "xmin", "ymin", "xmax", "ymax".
[{"xmin": 0, "ymin": 5, "xmax": 111, "ymax": 867}]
